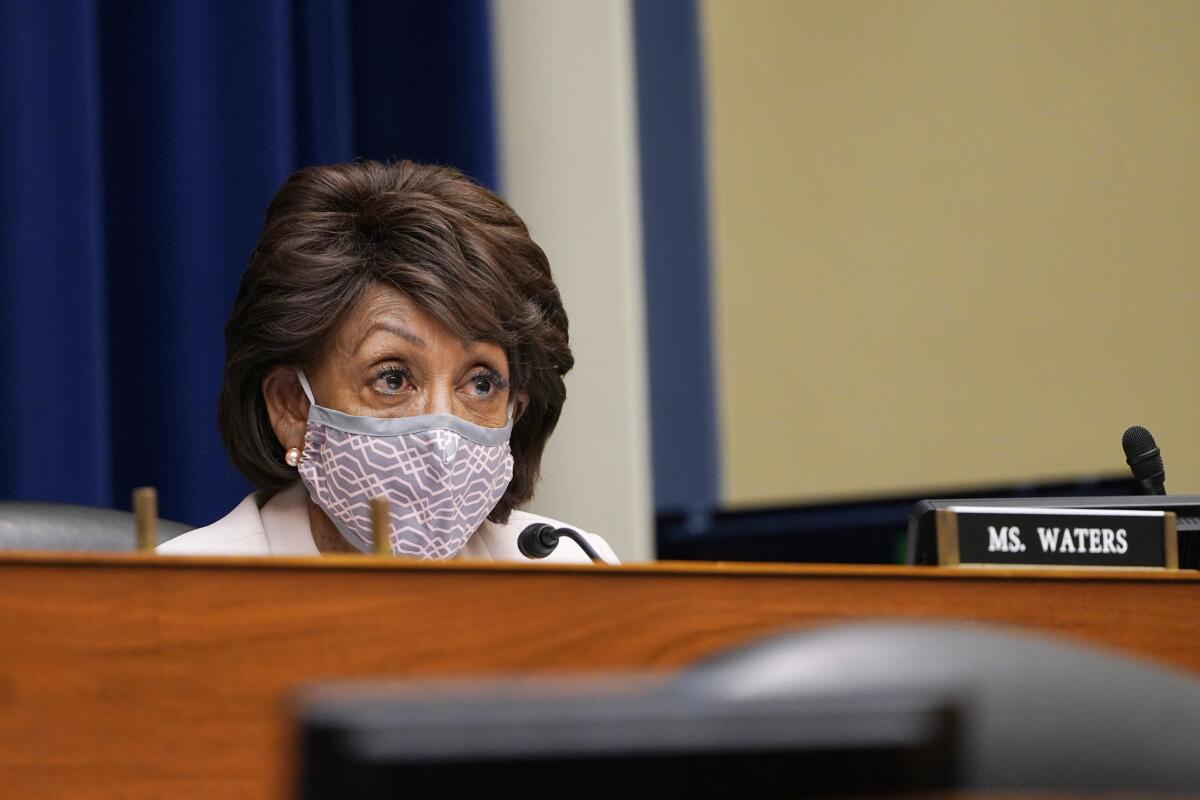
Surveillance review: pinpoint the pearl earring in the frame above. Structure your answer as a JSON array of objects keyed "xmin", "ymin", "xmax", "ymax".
[{"xmin": 284, "ymin": 447, "xmax": 301, "ymax": 467}]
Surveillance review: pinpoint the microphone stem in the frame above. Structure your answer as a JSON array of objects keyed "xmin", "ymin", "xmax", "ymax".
[{"xmin": 556, "ymin": 527, "xmax": 606, "ymax": 564}]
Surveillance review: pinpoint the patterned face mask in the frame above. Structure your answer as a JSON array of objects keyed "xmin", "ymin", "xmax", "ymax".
[{"xmin": 293, "ymin": 369, "xmax": 514, "ymax": 559}]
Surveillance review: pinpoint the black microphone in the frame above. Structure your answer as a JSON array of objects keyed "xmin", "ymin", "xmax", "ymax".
[
  {"xmin": 518, "ymin": 523, "xmax": 606, "ymax": 563},
  {"xmin": 1122, "ymin": 425, "xmax": 1166, "ymax": 495}
]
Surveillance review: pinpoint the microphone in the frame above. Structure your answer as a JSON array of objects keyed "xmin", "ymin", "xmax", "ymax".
[
  {"xmin": 518, "ymin": 523, "xmax": 606, "ymax": 563},
  {"xmin": 1122, "ymin": 425, "xmax": 1166, "ymax": 495}
]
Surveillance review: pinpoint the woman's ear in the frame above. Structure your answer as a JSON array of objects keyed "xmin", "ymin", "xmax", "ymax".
[
  {"xmin": 512, "ymin": 390, "xmax": 530, "ymax": 424},
  {"xmin": 262, "ymin": 366, "xmax": 310, "ymax": 451}
]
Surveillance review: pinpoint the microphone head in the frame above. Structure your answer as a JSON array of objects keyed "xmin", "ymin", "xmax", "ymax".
[
  {"xmin": 517, "ymin": 523, "xmax": 559, "ymax": 559},
  {"xmin": 1122, "ymin": 425, "xmax": 1165, "ymax": 482}
]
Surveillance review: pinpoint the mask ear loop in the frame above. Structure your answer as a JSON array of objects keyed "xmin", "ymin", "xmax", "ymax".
[
  {"xmin": 294, "ymin": 367, "xmax": 317, "ymax": 405},
  {"xmin": 286, "ymin": 369, "xmax": 317, "ymax": 469},
  {"xmin": 504, "ymin": 397, "xmax": 517, "ymax": 428}
]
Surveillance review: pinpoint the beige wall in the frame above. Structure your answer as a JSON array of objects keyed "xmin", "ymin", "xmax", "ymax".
[
  {"xmin": 703, "ymin": 0, "xmax": 1200, "ymax": 506},
  {"xmin": 491, "ymin": 0, "xmax": 654, "ymax": 561}
]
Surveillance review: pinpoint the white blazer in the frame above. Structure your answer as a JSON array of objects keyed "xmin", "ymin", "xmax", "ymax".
[{"xmin": 157, "ymin": 482, "xmax": 619, "ymax": 564}]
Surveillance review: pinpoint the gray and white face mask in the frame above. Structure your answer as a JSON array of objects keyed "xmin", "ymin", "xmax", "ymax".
[{"xmin": 293, "ymin": 369, "xmax": 514, "ymax": 559}]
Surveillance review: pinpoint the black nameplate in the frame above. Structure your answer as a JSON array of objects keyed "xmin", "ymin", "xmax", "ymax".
[{"xmin": 935, "ymin": 506, "xmax": 1177, "ymax": 569}]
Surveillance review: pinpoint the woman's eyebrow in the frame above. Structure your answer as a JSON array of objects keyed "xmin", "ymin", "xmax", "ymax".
[{"xmin": 360, "ymin": 322, "xmax": 427, "ymax": 348}]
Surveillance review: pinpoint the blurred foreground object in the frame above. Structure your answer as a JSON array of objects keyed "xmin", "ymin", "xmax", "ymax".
[
  {"xmin": 296, "ymin": 620, "xmax": 1200, "ymax": 796},
  {"xmin": 681, "ymin": 621, "xmax": 1200, "ymax": 793},
  {"xmin": 296, "ymin": 677, "xmax": 958, "ymax": 798}
]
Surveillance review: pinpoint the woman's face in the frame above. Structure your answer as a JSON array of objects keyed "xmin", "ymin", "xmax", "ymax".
[
  {"xmin": 309, "ymin": 283, "xmax": 514, "ymax": 425},
  {"xmin": 263, "ymin": 283, "xmax": 522, "ymax": 454}
]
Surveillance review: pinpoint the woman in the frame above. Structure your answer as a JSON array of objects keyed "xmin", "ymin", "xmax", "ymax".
[{"xmin": 159, "ymin": 161, "xmax": 617, "ymax": 564}]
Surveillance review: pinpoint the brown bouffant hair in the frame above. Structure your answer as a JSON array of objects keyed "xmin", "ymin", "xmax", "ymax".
[{"xmin": 218, "ymin": 160, "xmax": 573, "ymax": 523}]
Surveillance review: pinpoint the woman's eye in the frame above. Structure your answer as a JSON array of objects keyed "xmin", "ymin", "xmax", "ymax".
[
  {"xmin": 467, "ymin": 373, "xmax": 498, "ymax": 398},
  {"xmin": 373, "ymin": 367, "xmax": 411, "ymax": 394}
]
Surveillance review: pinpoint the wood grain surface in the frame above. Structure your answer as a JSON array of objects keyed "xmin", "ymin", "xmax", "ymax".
[{"xmin": 0, "ymin": 553, "xmax": 1197, "ymax": 799}]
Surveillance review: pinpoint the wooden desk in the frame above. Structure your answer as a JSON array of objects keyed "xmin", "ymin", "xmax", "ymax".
[{"xmin": 0, "ymin": 553, "xmax": 1197, "ymax": 799}]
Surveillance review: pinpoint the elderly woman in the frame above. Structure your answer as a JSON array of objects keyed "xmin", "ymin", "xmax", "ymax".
[{"xmin": 160, "ymin": 161, "xmax": 617, "ymax": 563}]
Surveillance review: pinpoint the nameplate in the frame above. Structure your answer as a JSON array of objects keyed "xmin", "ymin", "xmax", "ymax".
[{"xmin": 935, "ymin": 506, "xmax": 1177, "ymax": 569}]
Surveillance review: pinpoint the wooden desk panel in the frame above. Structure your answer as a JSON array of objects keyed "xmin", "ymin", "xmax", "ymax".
[{"xmin": 0, "ymin": 554, "xmax": 1197, "ymax": 799}]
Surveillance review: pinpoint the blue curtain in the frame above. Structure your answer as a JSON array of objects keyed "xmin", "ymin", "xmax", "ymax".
[
  {"xmin": 0, "ymin": 0, "xmax": 496, "ymax": 525},
  {"xmin": 633, "ymin": 0, "xmax": 719, "ymax": 514}
]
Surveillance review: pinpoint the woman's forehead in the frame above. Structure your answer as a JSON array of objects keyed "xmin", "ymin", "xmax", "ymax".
[
  {"xmin": 333, "ymin": 284, "xmax": 504, "ymax": 360},
  {"xmin": 342, "ymin": 285, "xmax": 425, "ymax": 337}
]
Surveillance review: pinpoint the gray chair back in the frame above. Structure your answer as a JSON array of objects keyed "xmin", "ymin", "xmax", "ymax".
[
  {"xmin": 677, "ymin": 621, "xmax": 1200, "ymax": 793},
  {"xmin": 0, "ymin": 502, "xmax": 191, "ymax": 551}
]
